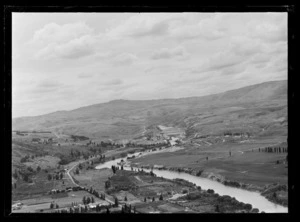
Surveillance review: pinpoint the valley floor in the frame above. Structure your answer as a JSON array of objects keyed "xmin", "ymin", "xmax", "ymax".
[{"xmin": 11, "ymin": 134, "xmax": 288, "ymax": 213}]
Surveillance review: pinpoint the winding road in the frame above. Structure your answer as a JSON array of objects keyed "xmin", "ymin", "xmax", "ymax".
[{"xmin": 64, "ymin": 156, "xmax": 116, "ymax": 205}]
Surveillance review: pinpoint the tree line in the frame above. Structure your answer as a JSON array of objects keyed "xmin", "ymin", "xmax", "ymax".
[{"xmin": 258, "ymin": 146, "xmax": 288, "ymax": 153}]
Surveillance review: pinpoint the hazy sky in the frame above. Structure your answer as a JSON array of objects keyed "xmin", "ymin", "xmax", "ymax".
[{"xmin": 12, "ymin": 13, "xmax": 287, "ymax": 118}]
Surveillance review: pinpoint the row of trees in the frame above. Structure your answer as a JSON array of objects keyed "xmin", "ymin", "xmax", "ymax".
[
  {"xmin": 13, "ymin": 168, "xmax": 36, "ymax": 183},
  {"xmin": 50, "ymin": 202, "xmax": 59, "ymax": 209},
  {"xmin": 48, "ymin": 172, "xmax": 64, "ymax": 181},
  {"xmin": 82, "ymin": 196, "xmax": 95, "ymax": 205},
  {"xmin": 86, "ymin": 139, "xmax": 170, "ymax": 151},
  {"xmin": 111, "ymin": 165, "xmax": 120, "ymax": 174},
  {"xmin": 143, "ymin": 194, "xmax": 163, "ymax": 203},
  {"xmin": 121, "ymin": 204, "xmax": 136, "ymax": 213},
  {"xmin": 259, "ymin": 146, "xmax": 288, "ymax": 153}
]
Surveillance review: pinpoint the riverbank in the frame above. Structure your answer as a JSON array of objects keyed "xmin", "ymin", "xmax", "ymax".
[
  {"xmin": 69, "ymin": 144, "xmax": 287, "ymax": 212},
  {"xmin": 129, "ymin": 163, "xmax": 288, "ymax": 208},
  {"xmin": 103, "ymin": 169, "xmax": 258, "ymax": 213}
]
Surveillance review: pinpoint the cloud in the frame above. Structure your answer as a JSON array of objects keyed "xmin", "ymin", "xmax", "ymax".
[
  {"xmin": 106, "ymin": 14, "xmax": 184, "ymax": 39},
  {"xmin": 38, "ymin": 80, "xmax": 62, "ymax": 88},
  {"xmin": 35, "ymin": 35, "xmax": 97, "ymax": 60},
  {"xmin": 247, "ymin": 19, "xmax": 287, "ymax": 43},
  {"xmin": 250, "ymin": 53, "xmax": 270, "ymax": 64},
  {"xmin": 112, "ymin": 53, "xmax": 138, "ymax": 66},
  {"xmin": 192, "ymin": 50, "xmax": 244, "ymax": 74},
  {"xmin": 170, "ymin": 14, "xmax": 226, "ymax": 41},
  {"xmin": 32, "ymin": 22, "xmax": 93, "ymax": 44},
  {"xmin": 150, "ymin": 46, "xmax": 189, "ymax": 60},
  {"xmin": 191, "ymin": 35, "xmax": 267, "ymax": 75},
  {"xmin": 31, "ymin": 22, "xmax": 98, "ymax": 60},
  {"xmin": 101, "ymin": 79, "xmax": 123, "ymax": 86},
  {"xmin": 221, "ymin": 63, "xmax": 247, "ymax": 76},
  {"xmin": 78, "ymin": 73, "xmax": 94, "ymax": 78},
  {"xmin": 107, "ymin": 13, "xmax": 225, "ymax": 41},
  {"xmin": 131, "ymin": 20, "xmax": 170, "ymax": 37},
  {"xmin": 144, "ymin": 64, "xmax": 171, "ymax": 73},
  {"xmin": 30, "ymin": 80, "xmax": 65, "ymax": 94},
  {"xmin": 229, "ymin": 36, "xmax": 262, "ymax": 57}
]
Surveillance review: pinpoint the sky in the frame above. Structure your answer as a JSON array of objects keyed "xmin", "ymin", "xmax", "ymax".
[{"xmin": 12, "ymin": 13, "xmax": 287, "ymax": 118}]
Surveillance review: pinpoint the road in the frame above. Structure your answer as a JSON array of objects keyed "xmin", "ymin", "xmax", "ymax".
[{"xmin": 64, "ymin": 156, "xmax": 115, "ymax": 205}]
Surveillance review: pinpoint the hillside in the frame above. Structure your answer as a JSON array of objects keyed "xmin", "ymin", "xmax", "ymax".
[{"xmin": 12, "ymin": 80, "xmax": 287, "ymax": 140}]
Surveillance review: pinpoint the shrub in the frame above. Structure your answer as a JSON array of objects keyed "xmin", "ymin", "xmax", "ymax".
[
  {"xmin": 244, "ymin": 203, "xmax": 252, "ymax": 211},
  {"xmin": 120, "ymin": 153, "xmax": 127, "ymax": 158},
  {"xmin": 182, "ymin": 189, "xmax": 188, "ymax": 194},
  {"xmin": 207, "ymin": 189, "xmax": 214, "ymax": 194},
  {"xmin": 186, "ymin": 192, "xmax": 201, "ymax": 200}
]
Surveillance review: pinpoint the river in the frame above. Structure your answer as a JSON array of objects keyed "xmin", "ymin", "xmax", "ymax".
[{"xmin": 95, "ymin": 147, "xmax": 288, "ymax": 213}]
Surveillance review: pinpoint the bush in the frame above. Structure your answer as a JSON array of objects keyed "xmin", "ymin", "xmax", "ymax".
[
  {"xmin": 120, "ymin": 153, "xmax": 127, "ymax": 158},
  {"xmin": 207, "ymin": 189, "xmax": 214, "ymax": 194},
  {"xmin": 244, "ymin": 203, "xmax": 252, "ymax": 211},
  {"xmin": 186, "ymin": 192, "xmax": 201, "ymax": 200},
  {"xmin": 182, "ymin": 189, "xmax": 188, "ymax": 194},
  {"xmin": 196, "ymin": 170, "xmax": 203, "ymax": 176}
]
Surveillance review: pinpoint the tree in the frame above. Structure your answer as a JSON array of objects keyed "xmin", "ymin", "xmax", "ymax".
[
  {"xmin": 23, "ymin": 174, "xmax": 29, "ymax": 182},
  {"xmin": 27, "ymin": 166, "xmax": 33, "ymax": 172},
  {"xmin": 207, "ymin": 189, "xmax": 214, "ymax": 194},
  {"xmin": 86, "ymin": 197, "xmax": 91, "ymax": 204},
  {"xmin": 159, "ymin": 194, "xmax": 163, "ymax": 201},
  {"xmin": 13, "ymin": 170, "xmax": 18, "ymax": 179},
  {"xmin": 56, "ymin": 204, "xmax": 59, "ymax": 209},
  {"xmin": 144, "ymin": 197, "xmax": 147, "ymax": 202},
  {"xmin": 14, "ymin": 183, "xmax": 17, "ymax": 189},
  {"xmin": 56, "ymin": 174, "xmax": 59, "ymax": 180},
  {"xmin": 124, "ymin": 196, "xmax": 128, "ymax": 201},
  {"xmin": 47, "ymin": 174, "xmax": 52, "ymax": 181},
  {"xmin": 105, "ymin": 180, "xmax": 110, "ymax": 189},
  {"xmin": 60, "ymin": 172, "xmax": 63, "ymax": 180},
  {"xmin": 115, "ymin": 197, "xmax": 118, "ymax": 207},
  {"xmin": 91, "ymin": 196, "xmax": 95, "ymax": 203},
  {"xmin": 50, "ymin": 202, "xmax": 54, "ymax": 209},
  {"xmin": 37, "ymin": 166, "xmax": 41, "ymax": 172},
  {"xmin": 215, "ymin": 205, "xmax": 220, "ymax": 212},
  {"xmin": 82, "ymin": 196, "xmax": 86, "ymax": 204},
  {"xmin": 152, "ymin": 197, "xmax": 155, "ymax": 202}
]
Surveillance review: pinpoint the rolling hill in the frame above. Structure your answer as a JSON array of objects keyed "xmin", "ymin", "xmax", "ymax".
[{"xmin": 12, "ymin": 80, "xmax": 287, "ymax": 140}]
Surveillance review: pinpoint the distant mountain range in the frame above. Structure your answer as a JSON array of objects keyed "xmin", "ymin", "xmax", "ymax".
[{"xmin": 12, "ymin": 80, "xmax": 287, "ymax": 140}]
